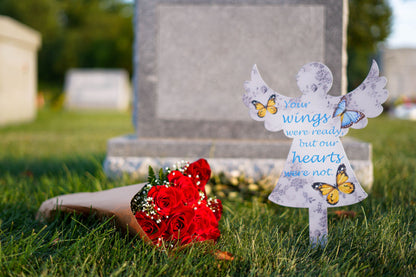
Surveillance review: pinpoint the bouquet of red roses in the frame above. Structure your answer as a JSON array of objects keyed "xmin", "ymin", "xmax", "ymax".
[{"xmin": 130, "ymin": 159, "xmax": 223, "ymax": 248}]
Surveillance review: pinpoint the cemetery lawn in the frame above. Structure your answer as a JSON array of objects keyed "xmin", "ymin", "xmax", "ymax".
[{"xmin": 1, "ymin": 109, "xmax": 416, "ymax": 276}]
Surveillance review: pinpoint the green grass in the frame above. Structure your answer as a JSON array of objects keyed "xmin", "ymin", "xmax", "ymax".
[{"xmin": 1, "ymin": 110, "xmax": 416, "ymax": 276}]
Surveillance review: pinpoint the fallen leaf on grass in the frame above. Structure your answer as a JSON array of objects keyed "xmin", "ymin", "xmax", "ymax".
[
  {"xmin": 214, "ymin": 250, "xmax": 234, "ymax": 261},
  {"xmin": 334, "ymin": 210, "xmax": 356, "ymax": 219}
]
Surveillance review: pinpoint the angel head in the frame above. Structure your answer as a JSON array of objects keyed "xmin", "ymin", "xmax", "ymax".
[{"xmin": 296, "ymin": 62, "xmax": 333, "ymax": 96}]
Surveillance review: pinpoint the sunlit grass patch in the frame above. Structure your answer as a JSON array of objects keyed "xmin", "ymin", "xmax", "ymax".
[{"xmin": 0, "ymin": 111, "xmax": 415, "ymax": 275}]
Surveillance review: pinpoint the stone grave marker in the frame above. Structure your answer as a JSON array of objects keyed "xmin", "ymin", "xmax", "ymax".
[
  {"xmin": 0, "ymin": 16, "xmax": 41, "ymax": 126},
  {"xmin": 104, "ymin": 0, "xmax": 374, "ymax": 188},
  {"xmin": 64, "ymin": 69, "xmax": 131, "ymax": 110},
  {"xmin": 383, "ymin": 48, "xmax": 416, "ymax": 100}
]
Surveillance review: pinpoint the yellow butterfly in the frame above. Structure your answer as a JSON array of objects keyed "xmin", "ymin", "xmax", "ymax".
[
  {"xmin": 251, "ymin": 95, "xmax": 277, "ymax": 118},
  {"xmin": 312, "ymin": 164, "xmax": 355, "ymax": 205}
]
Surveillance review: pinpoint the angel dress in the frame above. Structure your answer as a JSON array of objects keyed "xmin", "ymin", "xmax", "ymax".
[
  {"xmin": 268, "ymin": 96, "xmax": 367, "ymax": 209},
  {"xmin": 243, "ymin": 61, "xmax": 388, "ymax": 243}
]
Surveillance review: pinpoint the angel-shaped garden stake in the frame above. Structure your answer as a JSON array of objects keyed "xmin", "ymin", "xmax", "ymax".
[{"xmin": 242, "ymin": 61, "xmax": 388, "ymax": 246}]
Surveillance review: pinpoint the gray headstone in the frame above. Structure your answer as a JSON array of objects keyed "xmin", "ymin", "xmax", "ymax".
[
  {"xmin": 134, "ymin": 0, "xmax": 348, "ymax": 140},
  {"xmin": 104, "ymin": 0, "xmax": 374, "ymax": 189},
  {"xmin": 64, "ymin": 69, "xmax": 131, "ymax": 110}
]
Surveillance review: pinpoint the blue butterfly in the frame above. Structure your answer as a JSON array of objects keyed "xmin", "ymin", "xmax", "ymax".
[{"xmin": 333, "ymin": 96, "xmax": 365, "ymax": 128}]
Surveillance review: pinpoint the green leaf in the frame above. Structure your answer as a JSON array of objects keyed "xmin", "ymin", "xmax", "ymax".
[
  {"xmin": 147, "ymin": 165, "xmax": 156, "ymax": 184},
  {"xmin": 159, "ymin": 168, "xmax": 167, "ymax": 182}
]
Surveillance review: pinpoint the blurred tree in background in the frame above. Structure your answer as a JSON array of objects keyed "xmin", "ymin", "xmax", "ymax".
[
  {"xmin": 347, "ymin": 0, "xmax": 392, "ymax": 90},
  {"xmin": 0, "ymin": 0, "xmax": 133, "ymax": 84},
  {"xmin": 1, "ymin": 0, "xmax": 391, "ymax": 92}
]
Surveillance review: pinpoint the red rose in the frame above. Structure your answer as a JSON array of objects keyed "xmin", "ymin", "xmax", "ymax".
[
  {"xmin": 134, "ymin": 211, "xmax": 167, "ymax": 242},
  {"xmin": 165, "ymin": 206, "xmax": 196, "ymax": 240},
  {"xmin": 167, "ymin": 170, "xmax": 183, "ymax": 185},
  {"xmin": 193, "ymin": 204, "xmax": 220, "ymax": 242},
  {"xmin": 208, "ymin": 198, "xmax": 223, "ymax": 221},
  {"xmin": 168, "ymin": 172, "xmax": 200, "ymax": 205},
  {"xmin": 180, "ymin": 235, "xmax": 194, "ymax": 246},
  {"xmin": 195, "ymin": 227, "xmax": 221, "ymax": 242},
  {"xmin": 148, "ymin": 185, "xmax": 184, "ymax": 216},
  {"xmin": 185, "ymin": 159, "xmax": 211, "ymax": 191}
]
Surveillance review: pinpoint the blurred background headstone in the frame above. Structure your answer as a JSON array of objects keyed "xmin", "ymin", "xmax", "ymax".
[
  {"xmin": 383, "ymin": 48, "xmax": 416, "ymax": 120},
  {"xmin": 0, "ymin": 16, "xmax": 41, "ymax": 126},
  {"xmin": 384, "ymin": 48, "xmax": 416, "ymax": 100},
  {"xmin": 64, "ymin": 69, "xmax": 131, "ymax": 111}
]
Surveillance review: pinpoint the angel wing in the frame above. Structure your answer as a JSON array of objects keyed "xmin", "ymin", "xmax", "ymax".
[
  {"xmin": 331, "ymin": 60, "xmax": 388, "ymax": 130},
  {"xmin": 242, "ymin": 65, "xmax": 292, "ymax": 132}
]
